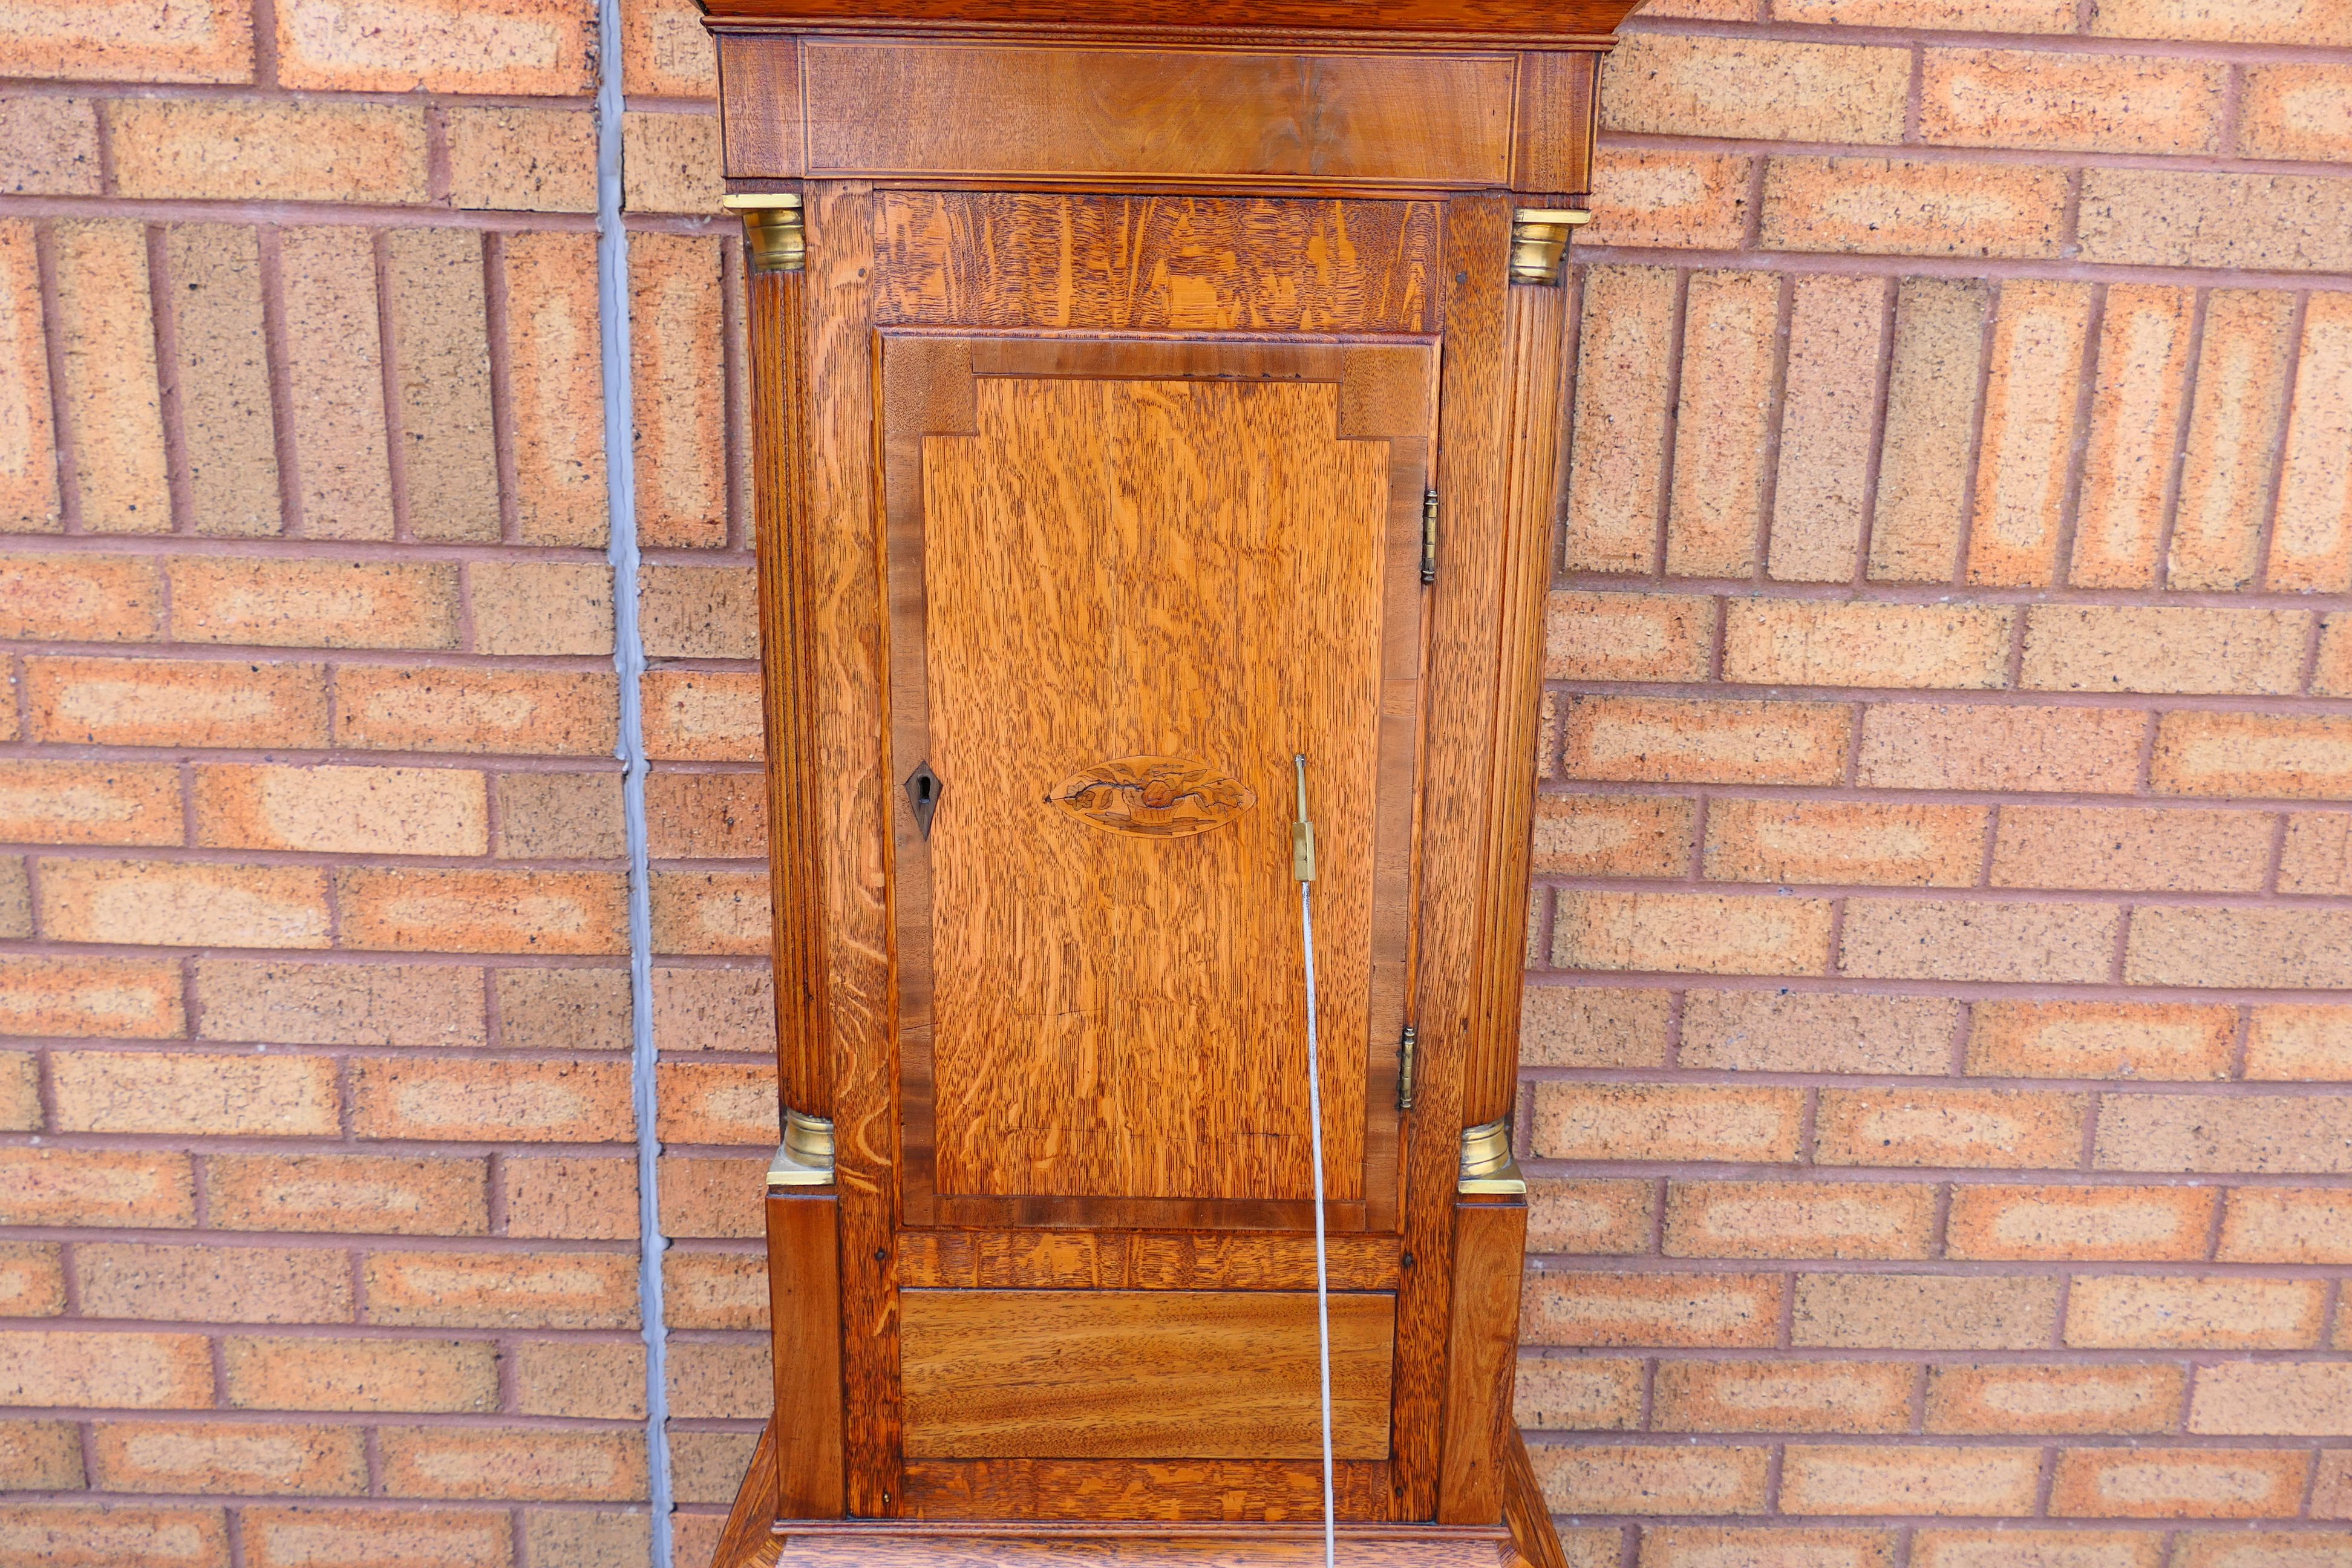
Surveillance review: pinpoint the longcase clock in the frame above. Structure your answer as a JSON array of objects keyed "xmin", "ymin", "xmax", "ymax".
[{"xmin": 697, "ymin": 5, "xmax": 1646, "ymax": 1564}]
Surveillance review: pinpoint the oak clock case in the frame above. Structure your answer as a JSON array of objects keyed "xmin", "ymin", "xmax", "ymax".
[{"xmin": 702, "ymin": 10, "xmax": 1644, "ymax": 1565}]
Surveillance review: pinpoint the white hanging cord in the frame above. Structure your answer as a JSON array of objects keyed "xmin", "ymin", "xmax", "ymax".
[{"xmin": 1292, "ymin": 754, "xmax": 1337, "ymax": 1568}]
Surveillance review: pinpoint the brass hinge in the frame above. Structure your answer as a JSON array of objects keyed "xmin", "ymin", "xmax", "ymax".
[
  {"xmin": 1420, "ymin": 491, "xmax": 1439, "ymax": 584},
  {"xmin": 1397, "ymin": 1024, "xmax": 1417, "ymax": 1111}
]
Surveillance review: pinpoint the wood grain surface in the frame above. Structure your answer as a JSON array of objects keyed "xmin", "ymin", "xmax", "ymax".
[
  {"xmin": 1506, "ymin": 54, "xmax": 1598, "ymax": 200},
  {"xmin": 1434, "ymin": 1200, "xmax": 1526, "ymax": 1526},
  {"xmin": 702, "ymin": 0, "xmax": 1644, "ymax": 43},
  {"xmin": 898, "ymin": 1230, "xmax": 1400, "ymax": 1291},
  {"xmin": 714, "ymin": 1419, "xmax": 783, "ymax": 1567},
  {"xmin": 799, "ymin": 43, "xmax": 1512, "ymax": 188},
  {"xmin": 874, "ymin": 195, "xmax": 1440, "ymax": 335},
  {"xmin": 900, "ymin": 1290, "xmax": 1395, "ymax": 1460},
  {"xmin": 718, "ymin": 34, "xmax": 806, "ymax": 177},
  {"xmin": 768, "ymin": 1534, "xmax": 1510, "ymax": 1568},
  {"xmin": 900, "ymin": 1459, "xmax": 1394, "ymax": 1522},
  {"xmin": 1498, "ymin": 1430, "xmax": 1564, "ymax": 1568},
  {"xmin": 884, "ymin": 334, "xmax": 1433, "ymax": 1220},
  {"xmin": 769, "ymin": 1190, "xmax": 847, "ymax": 1517}
]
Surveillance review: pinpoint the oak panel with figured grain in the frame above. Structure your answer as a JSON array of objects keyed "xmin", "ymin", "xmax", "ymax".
[
  {"xmin": 898, "ymin": 1229, "xmax": 1400, "ymax": 1291},
  {"xmin": 900, "ymin": 1290, "xmax": 1396, "ymax": 1460},
  {"xmin": 760, "ymin": 1532, "xmax": 1510, "ymax": 1568},
  {"xmin": 898, "ymin": 1459, "xmax": 1395, "ymax": 1523}
]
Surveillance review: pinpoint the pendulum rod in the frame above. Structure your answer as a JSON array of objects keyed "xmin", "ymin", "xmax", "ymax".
[{"xmin": 1293, "ymin": 754, "xmax": 1336, "ymax": 1568}]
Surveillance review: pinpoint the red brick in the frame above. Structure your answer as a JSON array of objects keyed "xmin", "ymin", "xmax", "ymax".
[
  {"xmin": 1769, "ymin": 274, "xmax": 1887, "ymax": 585},
  {"xmin": 168, "ymin": 558, "xmax": 458, "ymax": 649},
  {"xmin": 501, "ymin": 773, "xmax": 627, "ymax": 859},
  {"xmin": 495, "ymin": 967, "xmax": 632, "ymax": 1052},
  {"xmin": 0, "ymin": 1146, "xmax": 193, "ymax": 1227},
  {"xmin": 645, "ymin": 772, "xmax": 768, "ymax": 860},
  {"xmin": 503, "ymin": 1155, "xmax": 639, "ymax": 1240},
  {"xmin": 1581, "ymin": 149, "xmax": 1753, "ymax": 252},
  {"xmin": 1555, "ymin": 890, "xmax": 1834, "ymax": 975},
  {"xmin": 673, "ymin": 1429, "xmax": 760, "ymax": 1506},
  {"xmin": 2241, "ymin": 65, "xmax": 2352, "ymax": 162},
  {"xmin": 1643, "ymin": 1527, "xmax": 1897, "ymax": 1568},
  {"xmin": 2321, "ymin": 622, "xmax": 2352, "ymax": 701},
  {"xmin": 2189, "ymin": 1363, "xmax": 2352, "ymax": 1437},
  {"xmin": 0, "ymin": 863, "xmax": 22, "ymax": 939},
  {"xmin": 1563, "ymin": 697, "xmax": 1851, "ymax": 787},
  {"xmin": 467, "ymin": 561, "xmax": 613, "ymax": 656},
  {"xmin": 0, "ymin": 223, "xmax": 59, "ymax": 531},
  {"xmin": 1990, "ymin": 806, "xmax": 2272, "ymax": 893},
  {"xmin": 2323, "ymin": 1455, "xmax": 2352, "ymax": 1520},
  {"xmin": 205, "ymin": 1153, "xmax": 488, "ymax": 1236},
  {"xmin": 1564, "ymin": 266, "xmax": 1677, "ymax": 575},
  {"xmin": 1514, "ymin": 1356, "xmax": 1642, "ymax": 1431},
  {"xmin": 0, "ymin": 1243, "xmax": 62, "ymax": 1316},
  {"xmin": 516, "ymin": 1339, "xmax": 647, "ymax": 1420},
  {"xmin": 446, "ymin": 107, "xmax": 598, "ymax": 214},
  {"xmin": 0, "ymin": 955, "xmax": 183, "ymax": 1039},
  {"xmin": 53, "ymin": 221, "xmax": 169, "ymax": 534},
  {"xmin": 1532, "ymin": 1442, "xmax": 1770, "ymax": 1515},
  {"xmin": 276, "ymin": 0, "xmax": 592, "ymax": 91},
  {"xmin": 1665, "ymin": 1180, "xmax": 1934, "ymax": 1260},
  {"xmin": 1667, "ymin": 270, "xmax": 1779, "ymax": 577},
  {"xmin": 0, "ymin": 1420, "xmax": 83, "ymax": 1489},
  {"xmin": 1535, "ymin": 1083, "xmax": 1805, "ymax": 1163},
  {"xmin": 1781, "ymin": 1445, "xmax": 2042, "ymax": 1515},
  {"xmin": 2051, "ymin": 1448, "xmax": 2310, "ymax": 1520},
  {"xmin": 1521, "ymin": 987, "xmax": 1670, "ymax": 1070},
  {"xmin": 1763, "ymin": 157, "xmax": 2070, "ymax": 260},
  {"xmin": 385, "ymin": 229, "xmax": 499, "ymax": 543},
  {"xmin": 1654, "ymin": 1360, "xmax": 1913, "ymax": 1435},
  {"xmin": 1841, "ymin": 898, "xmax": 2121, "ymax": 984},
  {"xmin": 674, "ymin": 1514, "xmax": 732, "ymax": 1567},
  {"xmin": 195, "ymin": 765, "xmax": 487, "ymax": 856},
  {"xmin": 1912, "ymin": 1533, "xmax": 2163, "ymax": 1568},
  {"xmin": 352, "ymin": 1058, "xmax": 633, "ymax": 1143},
  {"xmin": 52, "ymin": 1050, "xmax": 339, "ymax": 1135},
  {"xmin": 1965, "ymin": 1000, "xmax": 2236, "ymax": 1080},
  {"xmin": 2282, "ymin": 812, "xmax": 2352, "ymax": 900},
  {"xmin": 92, "ymin": 1420, "xmax": 367, "ymax": 1495},
  {"xmin": 1919, "ymin": 48, "xmax": 2224, "ymax": 154},
  {"xmin": 1532, "ymin": 794, "xmax": 1693, "ymax": 879},
  {"xmin": 1945, "ymin": 1183, "xmax": 2216, "ymax": 1261},
  {"xmin": 2096, "ymin": 1093, "xmax": 2352, "ymax": 1174},
  {"xmin": 1603, "ymin": 33, "xmax": 1906, "ymax": 143},
  {"xmin": 626, "ymin": 112, "xmax": 725, "ymax": 215},
  {"xmin": 279, "ymin": 226, "xmax": 392, "ymax": 539},
  {"xmin": 381, "ymin": 1426, "xmax": 645, "ymax": 1501},
  {"xmin": 2220, "ymin": 1187, "xmax": 2352, "ymax": 1263},
  {"xmin": 338, "ymin": 868, "xmax": 629, "ymax": 955},
  {"xmin": 2168, "ymin": 289, "xmax": 2297, "ymax": 589},
  {"xmin": 650, "ymin": 965, "xmax": 776, "ymax": 1054},
  {"xmin": 2072, "ymin": 284, "xmax": 2197, "ymax": 589},
  {"xmin": 1814, "ymin": 1088, "xmax": 2086, "ymax": 1168},
  {"xmin": 2126, "ymin": 906, "xmax": 2352, "ymax": 990},
  {"xmin": 336, "ymin": 668, "xmax": 619, "ymax": 757},
  {"xmin": 224, "ymin": 1337, "xmax": 496, "ymax": 1414},
  {"xmin": 1926, "ymin": 1363, "xmax": 2185, "ymax": 1436},
  {"xmin": 1544, "ymin": 592, "xmax": 1713, "ymax": 683},
  {"xmin": 665, "ymin": 1249, "xmax": 768, "ymax": 1330},
  {"xmin": 1794, "ymin": 1274, "xmax": 2060, "ymax": 1350},
  {"xmin": 2079, "ymin": 172, "xmax": 2352, "ymax": 275},
  {"xmin": 2168, "ymin": 1536, "xmax": 2352, "ymax": 1568},
  {"xmin": 1725, "ymin": 603, "xmax": 2012, "ymax": 690},
  {"xmin": 0, "ymin": 553, "xmax": 161, "ymax": 641},
  {"xmin": 241, "ymin": 1506, "xmax": 511, "ymax": 1568},
  {"xmin": 25, "ymin": 657, "xmax": 325, "ymax": 748},
  {"xmin": 109, "ymin": 100, "xmax": 426, "ymax": 204},
  {"xmin": 0, "ymin": 0, "xmax": 252, "ymax": 78},
  {"xmin": 656, "ymin": 1154, "xmax": 766, "ymax": 1239},
  {"xmin": 0, "ymin": 1504, "xmax": 229, "ymax": 1567},
  {"xmin": 1868, "ymin": 278, "xmax": 1991, "ymax": 583},
  {"xmin": 656, "ymin": 1061, "xmax": 779, "ymax": 1145},
  {"xmin": 1527, "ymin": 1178, "xmax": 1653, "ymax": 1255},
  {"xmin": 505, "ymin": 231, "xmax": 609, "ymax": 546},
  {"xmin": 632, "ymin": 231, "xmax": 729, "ymax": 547},
  {"xmin": 666, "ymin": 1338, "xmax": 772, "ymax": 1419},
  {"xmin": 2271, "ymin": 292, "xmax": 2352, "ymax": 593},
  {"xmin": 1855, "ymin": 704, "xmax": 2145, "ymax": 793},
  {"xmin": 2066, "ymin": 1275, "xmax": 2328, "ymax": 1349},
  {"xmin": 1968, "ymin": 280, "xmax": 2096, "ymax": 587},
  {"xmin": 1521, "ymin": 1272, "xmax": 1782, "ymax": 1348},
  {"xmin": 197, "ymin": 960, "xmax": 485, "ymax": 1048},
  {"xmin": 0, "ymin": 1330, "xmax": 212, "ymax": 1408},
  {"xmin": 650, "ymin": 870, "xmax": 773, "ymax": 956},
  {"xmin": 2022, "ymin": 607, "xmax": 2310, "ymax": 696},
  {"xmin": 169, "ymin": 224, "xmax": 281, "ymax": 537},
  {"xmin": 2153, "ymin": 712, "xmax": 2352, "ymax": 802},
  {"xmin": 624, "ymin": 0, "xmax": 716, "ymax": 94},
  {"xmin": 77, "ymin": 1241, "xmax": 353, "ymax": 1323},
  {"xmin": 1705, "ymin": 800, "xmax": 1984, "ymax": 887},
  {"xmin": 2089, "ymin": 0, "xmax": 2352, "ymax": 42},
  {"xmin": 1679, "ymin": 991, "xmax": 1958, "ymax": 1075},
  {"xmin": 39, "ymin": 859, "xmax": 331, "ymax": 949},
  {"xmin": 641, "ymin": 671, "xmax": 763, "ymax": 761},
  {"xmin": 0, "ymin": 1052, "xmax": 30, "ymax": 1131}
]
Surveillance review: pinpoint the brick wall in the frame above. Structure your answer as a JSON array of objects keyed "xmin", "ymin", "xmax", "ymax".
[
  {"xmin": 1520, "ymin": 3, "xmax": 2352, "ymax": 1565},
  {"xmin": 0, "ymin": 0, "xmax": 2347, "ymax": 1564}
]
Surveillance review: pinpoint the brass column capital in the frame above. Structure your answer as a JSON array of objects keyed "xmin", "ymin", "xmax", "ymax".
[
  {"xmin": 1508, "ymin": 207, "xmax": 1592, "ymax": 287},
  {"xmin": 726, "ymin": 192, "xmax": 805, "ymax": 274}
]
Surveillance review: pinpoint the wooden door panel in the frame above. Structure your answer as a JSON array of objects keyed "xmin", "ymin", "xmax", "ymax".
[
  {"xmin": 901, "ymin": 1290, "xmax": 1396, "ymax": 1459},
  {"xmin": 886, "ymin": 332, "xmax": 1432, "ymax": 1232}
]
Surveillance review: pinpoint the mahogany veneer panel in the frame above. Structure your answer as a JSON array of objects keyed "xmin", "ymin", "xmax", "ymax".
[{"xmin": 900, "ymin": 1290, "xmax": 1396, "ymax": 1460}]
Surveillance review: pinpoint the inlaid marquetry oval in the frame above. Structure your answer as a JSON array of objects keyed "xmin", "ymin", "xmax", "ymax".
[{"xmin": 1049, "ymin": 756, "xmax": 1256, "ymax": 839}]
